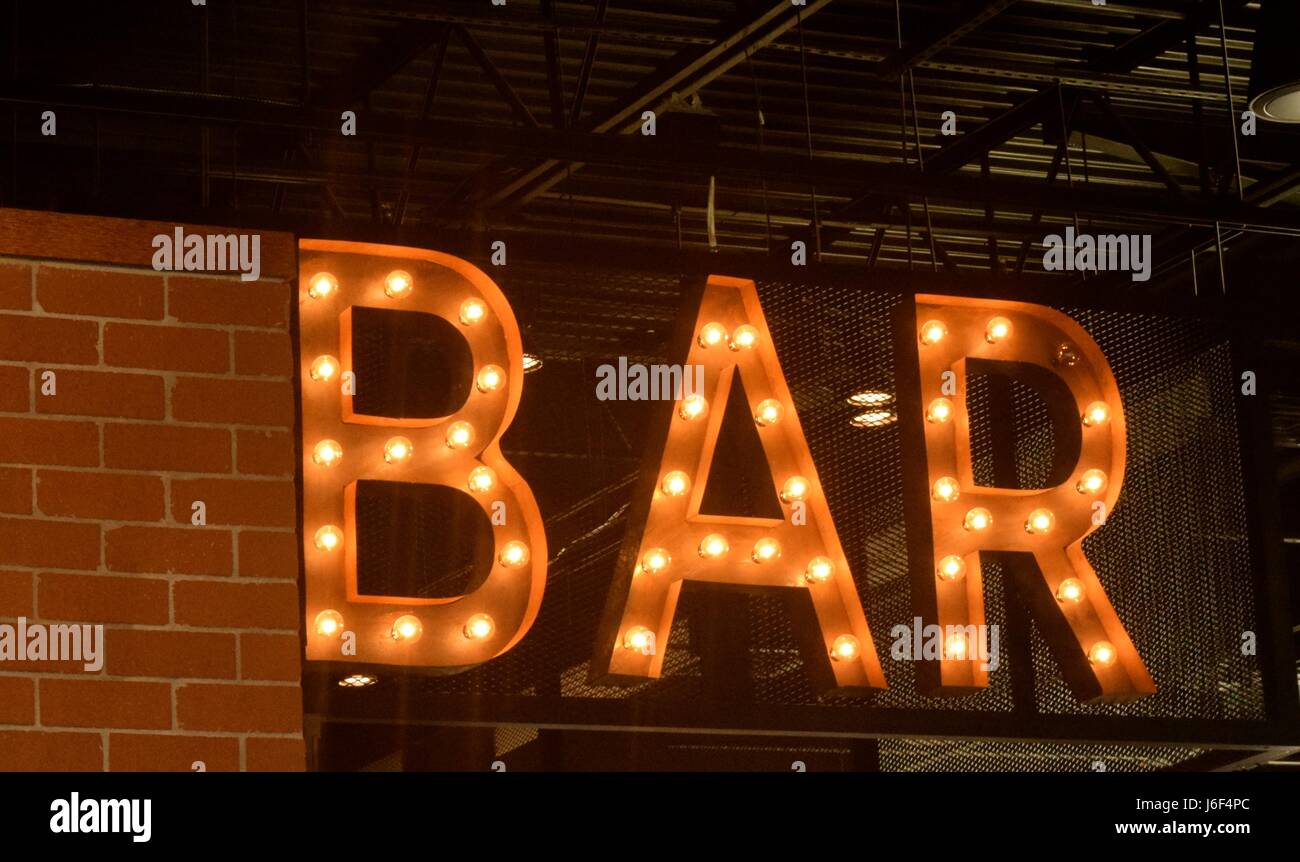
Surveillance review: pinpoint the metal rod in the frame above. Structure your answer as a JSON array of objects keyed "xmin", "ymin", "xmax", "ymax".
[
  {"xmin": 796, "ymin": 8, "xmax": 821, "ymax": 262},
  {"xmin": 909, "ymin": 69, "xmax": 938, "ymax": 273},
  {"xmin": 1217, "ymin": 0, "xmax": 1243, "ymax": 201}
]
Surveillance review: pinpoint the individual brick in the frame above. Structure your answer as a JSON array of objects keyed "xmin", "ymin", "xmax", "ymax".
[{"xmin": 37, "ymin": 266, "xmax": 164, "ymax": 320}]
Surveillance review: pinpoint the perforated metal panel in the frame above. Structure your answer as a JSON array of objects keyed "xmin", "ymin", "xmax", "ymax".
[{"xmin": 326, "ymin": 261, "xmax": 1268, "ymax": 770}]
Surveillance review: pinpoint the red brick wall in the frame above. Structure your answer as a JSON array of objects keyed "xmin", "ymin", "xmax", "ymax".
[{"xmin": 0, "ymin": 208, "xmax": 305, "ymax": 771}]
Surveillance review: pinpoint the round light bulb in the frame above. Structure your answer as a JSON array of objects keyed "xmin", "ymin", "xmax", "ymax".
[
  {"xmin": 310, "ymin": 355, "xmax": 339, "ymax": 382},
  {"xmin": 445, "ymin": 421, "xmax": 474, "ymax": 449},
  {"xmin": 467, "ymin": 466, "xmax": 496, "ymax": 493},
  {"xmin": 1025, "ymin": 508, "xmax": 1055, "ymax": 535},
  {"xmin": 384, "ymin": 270, "xmax": 413, "ymax": 298},
  {"xmin": 391, "ymin": 614, "xmax": 422, "ymax": 642},
  {"xmin": 307, "ymin": 272, "xmax": 337, "ymax": 299},
  {"xmin": 314, "ymin": 525, "xmax": 343, "ymax": 552},
  {"xmin": 1082, "ymin": 401, "xmax": 1110, "ymax": 427},
  {"xmin": 754, "ymin": 399, "xmax": 783, "ymax": 426},
  {"xmin": 729, "ymin": 325, "xmax": 758, "ymax": 351},
  {"xmin": 499, "ymin": 541, "xmax": 530, "ymax": 568},
  {"xmin": 698, "ymin": 534, "xmax": 729, "ymax": 559},
  {"xmin": 830, "ymin": 635, "xmax": 860, "ymax": 661},
  {"xmin": 944, "ymin": 633, "xmax": 968, "ymax": 660},
  {"xmin": 678, "ymin": 394, "xmax": 707, "ymax": 421},
  {"xmin": 464, "ymin": 613, "xmax": 494, "ymax": 640},
  {"xmin": 661, "ymin": 471, "xmax": 690, "ymax": 497},
  {"xmin": 919, "ymin": 320, "xmax": 947, "ymax": 346},
  {"xmin": 698, "ymin": 323, "xmax": 727, "ymax": 348},
  {"xmin": 338, "ymin": 674, "xmax": 376, "ymax": 688},
  {"xmin": 804, "ymin": 556, "xmax": 834, "ymax": 584},
  {"xmin": 926, "ymin": 398, "xmax": 953, "ymax": 424},
  {"xmin": 1057, "ymin": 578, "xmax": 1085, "ymax": 603},
  {"xmin": 313, "ymin": 609, "xmax": 344, "ymax": 637},
  {"xmin": 780, "ymin": 476, "xmax": 808, "ymax": 503},
  {"xmin": 459, "ymin": 298, "xmax": 486, "ymax": 325},
  {"xmin": 751, "ymin": 537, "xmax": 782, "ymax": 564},
  {"xmin": 312, "ymin": 439, "xmax": 343, "ymax": 467},
  {"xmin": 931, "ymin": 476, "xmax": 960, "ymax": 503},
  {"xmin": 384, "ymin": 436, "xmax": 413, "ymax": 464},
  {"xmin": 1076, "ymin": 469, "xmax": 1107, "ymax": 494},
  {"xmin": 964, "ymin": 507, "xmax": 993, "ymax": 531},
  {"xmin": 937, "ymin": 555, "xmax": 966, "ymax": 581},
  {"xmin": 476, "ymin": 365, "xmax": 505, "ymax": 393},
  {"xmin": 624, "ymin": 626, "xmax": 654, "ymax": 652},
  {"xmin": 1089, "ymin": 641, "xmax": 1117, "ymax": 667},
  {"xmin": 641, "ymin": 548, "xmax": 671, "ymax": 573},
  {"xmin": 985, "ymin": 316, "xmax": 1012, "ymax": 343}
]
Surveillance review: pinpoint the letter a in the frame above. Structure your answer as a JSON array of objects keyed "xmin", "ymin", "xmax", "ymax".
[{"xmin": 591, "ymin": 275, "xmax": 886, "ymax": 692}]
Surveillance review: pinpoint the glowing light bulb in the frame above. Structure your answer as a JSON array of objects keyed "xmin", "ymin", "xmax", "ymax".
[
  {"xmin": 312, "ymin": 439, "xmax": 342, "ymax": 467},
  {"xmin": 678, "ymin": 394, "xmax": 707, "ymax": 421},
  {"xmin": 919, "ymin": 320, "xmax": 947, "ymax": 346},
  {"xmin": 964, "ymin": 507, "xmax": 993, "ymax": 531},
  {"xmin": 642, "ymin": 548, "xmax": 671, "ymax": 573},
  {"xmin": 698, "ymin": 323, "xmax": 727, "ymax": 348},
  {"xmin": 847, "ymin": 391, "xmax": 892, "ymax": 407},
  {"xmin": 391, "ymin": 614, "xmax": 422, "ymax": 642},
  {"xmin": 931, "ymin": 476, "xmax": 960, "ymax": 503},
  {"xmin": 624, "ymin": 626, "xmax": 654, "ymax": 652},
  {"xmin": 1089, "ymin": 641, "xmax": 1117, "ymax": 667},
  {"xmin": 310, "ymin": 355, "xmax": 338, "ymax": 382},
  {"xmin": 780, "ymin": 476, "xmax": 808, "ymax": 503},
  {"xmin": 754, "ymin": 399, "xmax": 783, "ymax": 426},
  {"xmin": 850, "ymin": 410, "xmax": 896, "ymax": 428},
  {"xmin": 830, "ymin": 635, "xmax": 860, "ymax": 661},
  {"xmin": 459, "ymin": 298, "xmax": 486, "ymax": 325},
  {"xmin": 384, "ymin": 436, "xmax": 413, "ymax": 464},
  {"xmin": 661, "ymin": 471, "xmax": 690, "ymax": 497},
  {"xmin": 985, "ymin": 316, "xmax": 1012, "ymax": 343},
  {"xmin": 446, "ymin": 421, "xmax": 474, "ymax": 449},
  {"xmin": 499, "ymin": 541, "xmax": 530, "ymax": 568},
  {"xmin": 1082, "ymin": 401, "xmax": 1110, "ymax": 427},
  {"xmin": 467, "ymin": 466, "xmax": 496, "ymax": 493},
  {"xmin": 464, "ymin": 613, "xmax": 494, "ymax": 640},
  {"xmin": 384, "ymin": 270, "xmax": 413, "ymax": 298},
  {"xmin": 804, "ymin": 557, "xmax": 834, "ymax": 584},
  {"xmin": 338, "ymin": 674, "xmax": 376, "ymax": 688},
  {"xmin": 1025, "ymin": 508, "xmax": 1055, "ymax": 535},
  {"xmin": 476, "ymin": 365, "xmax": 505, "ymax": 393},
  {"xmin": 313, "ymin": 609, "xmax": 343, "ymax": 637},
  {"xmin": 1057, "ymin": 578, "xmax": 1085, "ymax": 603},
  {"xmin": 1076, "ymin": 469, "xmax": 1107, "ymax": 494},
  {"xmin": 751, "ymin": 537, "xmax": 782, "ymax": 564},
  {"xmin": 926, "ymin": 398, "xmax": 953, "ymax": 423},
  {"xmin": 937, "ymin": 555, "xmax": 966, "ymax": 581},
  {"xmin": 307, "ymin": 272, "xmax": 337, "ymax": 299},
  {"xmin": 944, "ymin": 633, "xmax": 968, "ymax": 660},
  {"xmin": 729, "ymin": 325, "xmax": 758, "ymax": 351},
  {"xmin": 698, "ymin": 534, "xmax": 729, "ymax": 559},
  {"xmin": 314, "ymin": 525, "xmax": 343, "ymax": 552}
]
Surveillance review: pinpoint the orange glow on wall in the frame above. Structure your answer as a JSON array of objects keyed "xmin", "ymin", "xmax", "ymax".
[
  {"xmin": 299, "ymin": 240, "xmax": 546, "ymax": 669},
  {"xmin": 591, "ymin": 276, "xmax": 887, "ymax": 692},
  {"xmin": 901, "ymin": 294, "xmax": 1154, "ymax": 702}
]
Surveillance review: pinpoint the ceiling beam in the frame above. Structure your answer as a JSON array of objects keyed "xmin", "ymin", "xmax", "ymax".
[
  {"xmin": 476, "ymin": 0, "xmax": 834, "ymax": 210},
  {"xmin": 876, "ymin": 0, "xmax": 1019, "ymax": 79},
  {"xmin": 1083, "ymin": 0, "xmax": 1250, "ymax": 74},
  {"xmin": 6, "ymin": 81, "xmax": 1300, "ymax": 234}
]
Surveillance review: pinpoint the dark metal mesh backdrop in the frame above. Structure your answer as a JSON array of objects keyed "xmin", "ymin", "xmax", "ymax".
[{"xmin": 335, "ymin": 262, "xmax": 1264, "ymax": 771}]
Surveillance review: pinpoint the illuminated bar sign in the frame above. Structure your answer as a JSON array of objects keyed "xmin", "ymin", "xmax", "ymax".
[{"xmin": 298, "ymin": 241, "xmax": 1152, "ymax": 703}]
